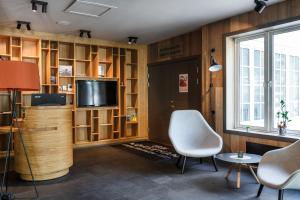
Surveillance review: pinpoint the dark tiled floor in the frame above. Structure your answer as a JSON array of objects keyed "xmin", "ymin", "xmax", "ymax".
[{"xmin": 2, "ymin": 145, "xmax": 300, "ymax": 200}]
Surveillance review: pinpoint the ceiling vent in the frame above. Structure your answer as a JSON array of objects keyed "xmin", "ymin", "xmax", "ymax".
[{"xmin": 65, "ymin": 0, "xmax": 118, "ymax": 18}]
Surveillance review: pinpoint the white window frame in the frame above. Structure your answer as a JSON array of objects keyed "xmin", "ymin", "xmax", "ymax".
[{"xmin": 233, "ymin": 24, "xmax": 300, "ymax": 134}]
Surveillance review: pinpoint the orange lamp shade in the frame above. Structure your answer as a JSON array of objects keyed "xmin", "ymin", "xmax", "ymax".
[{"xmin": 0, "ymin": 61, "xmax": 40, "ymax": 91}]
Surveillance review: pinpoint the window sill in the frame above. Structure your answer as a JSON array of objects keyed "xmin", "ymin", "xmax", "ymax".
[{"xmin": 225, "ymin": 128, "xmax": 300, "ymax": 143}]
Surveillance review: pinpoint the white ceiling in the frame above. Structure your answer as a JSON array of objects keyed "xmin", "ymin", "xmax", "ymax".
[{"xmin": 0, "ymin": 0, "xmax": 284, "ymax": 44}]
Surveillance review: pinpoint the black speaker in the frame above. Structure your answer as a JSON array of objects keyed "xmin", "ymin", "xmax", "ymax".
[{"xmin": 31, "ymin": 94, "xmax": 66, "ymax": 106}]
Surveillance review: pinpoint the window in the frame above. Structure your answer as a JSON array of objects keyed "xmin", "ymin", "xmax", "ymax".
[
  {"xmin": 233, "ymin": 26, "xmax": 300, "ymax": 133},
  {"xmin": 238, "ymin": 37, "xmax": 264, "ymax": 128}
]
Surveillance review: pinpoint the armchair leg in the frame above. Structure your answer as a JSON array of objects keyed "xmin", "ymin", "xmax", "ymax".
[
  {"xmin": 211, "ymin": 156, "xmax": 218, "ymax": 172},
  {"xmin": 278, "ymin": 189, "xmax": 284, "ymax": 200},
  {"xmin": 181, "ymin": 156, "xmax": 187, "ymax": 174},
  {"xmin": 200, "ymin": 158, "xmax": 203, "ymax": 164},
  {"xmin": 256, "ymin": 184, "xmax": 264, "ymax": 197},
  {"xmin": 176, "ymin": 155, "xmax": 182, "ymax": 168}
]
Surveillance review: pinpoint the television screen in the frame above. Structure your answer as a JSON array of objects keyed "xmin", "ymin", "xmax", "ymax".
[{"xmin": 76, "ymin": 80, "xmax": 118, "ymax": 107}]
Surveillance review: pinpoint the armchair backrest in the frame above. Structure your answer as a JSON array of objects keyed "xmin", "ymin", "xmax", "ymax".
[{"xmin": 168, "ymin": 110, "xmax": 221, "ymax": 151}]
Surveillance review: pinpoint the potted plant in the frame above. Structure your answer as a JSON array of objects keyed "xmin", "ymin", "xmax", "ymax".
[{"xmin": 276, "ymin": 100, "xmax": 291, "ymax": 135}]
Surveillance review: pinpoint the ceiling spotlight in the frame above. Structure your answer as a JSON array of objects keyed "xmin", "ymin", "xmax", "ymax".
[
  {"xmin": 16, "ymin": 21, "xmax": 31, "ymax": 31},
  {"xmin": 31, "ymin": 0, "xmax": 48, "ymax": 13},
  {"xmin": 79, "ymin": 30, "xmax": 91, "ymax": 38},
  {"xmin": 32, "ymin": 1, "xmax": 37, "ymax": 12},
  {"xmin": 26, "ymin": 23, "xmax": 31, "ymax": 31},
  {"xmin": 128, "ymin": 36, "xmax": 138, "ymax": 45},
  {"xmin": 16, "ymin": 22, "xmax": 21, "ymax": 30},
  {"xmin": 254, "ymin": 0, "xmax": 268, "ymax": 14}
]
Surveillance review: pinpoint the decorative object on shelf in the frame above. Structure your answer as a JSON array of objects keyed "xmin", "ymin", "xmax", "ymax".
[
  {"xmin": 0, "ymin": 61, "xmax": 39, "ymax": 200},
  {"xmin": 62, "ymin": 85, "xmax": 67, "ymax": 91},
  {"xmin": 98, "ymin": 64, "xmax": 106, "ymax": 77},
  {"xmin": 276, "ymin": 100, "xmax": 291, "ymax": 136},
  {"xmin": 59, "ymin": 65, "xmax": 72, "ymax": 76},
  {"xmin": 50, "ymin": 75, "xmax": 56, "ymax": 84},
  {"xmin": 67, "ymin": 84, "xmax": 72, "ymax": 92},
  {"xmin": 126, "ymin": 112, "xmax": 137, "ymax": 122}
]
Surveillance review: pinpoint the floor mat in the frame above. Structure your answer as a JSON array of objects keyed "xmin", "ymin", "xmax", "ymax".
[{"xmin": 119, "ymin": 141, "xmax": 179, "ymax": 160}]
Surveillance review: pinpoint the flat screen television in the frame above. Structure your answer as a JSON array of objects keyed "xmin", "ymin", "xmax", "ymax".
[{"xmin": 76, "ymin": 80, "xmax": 118, "ymax": 107}]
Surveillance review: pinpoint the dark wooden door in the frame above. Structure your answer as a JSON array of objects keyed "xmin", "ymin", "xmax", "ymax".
[{"xmin": 148, "ymin": 58, "xmax": 201, "ymax": 145}]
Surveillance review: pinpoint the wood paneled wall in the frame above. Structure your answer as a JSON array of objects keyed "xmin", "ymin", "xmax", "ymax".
[
  {"xmin": 148, "ymin": 29, "xmax": 201, "ymax": 64},
  {"xmin": 148, "ymin": 0, "xmax": 300, "ymax": 151}
]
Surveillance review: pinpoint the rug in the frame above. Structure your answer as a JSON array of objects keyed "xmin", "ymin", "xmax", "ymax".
[{"xmin": 120, "ymin": 141, "xmax": 179, "ymax": 160}]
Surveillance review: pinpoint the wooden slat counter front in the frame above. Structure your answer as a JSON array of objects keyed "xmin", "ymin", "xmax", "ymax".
[{"xmin": 14, "ymin": 106, "xmax": 73, "ymax": 181}]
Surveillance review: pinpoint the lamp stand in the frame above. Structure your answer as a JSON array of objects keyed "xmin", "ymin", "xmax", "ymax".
[{"xmin": 0, "ymin": 90, "xmax": 38, "ymax": 200}]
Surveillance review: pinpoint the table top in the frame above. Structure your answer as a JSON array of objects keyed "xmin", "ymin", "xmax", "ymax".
[{"xmin": 215, "ymin": 153, "xmax": 261, "ymax": 164}]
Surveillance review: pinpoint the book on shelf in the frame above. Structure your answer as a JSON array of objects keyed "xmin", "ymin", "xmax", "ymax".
[{"xmin": 59, "ymin": 65, "xmax": 73, "ymax": 76}]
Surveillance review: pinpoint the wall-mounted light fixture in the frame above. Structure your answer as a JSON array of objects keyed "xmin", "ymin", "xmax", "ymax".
[
  {"xmin": 209, "ymin": 48, "xmax": 222, "ymax": 73},
  {"xmin": 31, "ymin": 0, "xmax": 48, "ymax": 13},
  {"xmin": 128, "ymin": 36, "xmax": 138, "ymax": 45},
  {"xmin": 254, "ymin": 0, "xmax": 268, "ymax": 14},
  {"xmin": 16, "ymin": 21, "xmax": 31, "ymax": 30},
  {"xmin": 209, "ymin": 48, "xmax": 222, "ymax": 117},
  {"xmin": 79, "ymin": 30, "xmax": 91, "ymax": 38}
]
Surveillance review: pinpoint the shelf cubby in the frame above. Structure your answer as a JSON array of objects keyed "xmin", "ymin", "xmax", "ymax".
[
  {"xmin": 0, "ymin": 36, "xmax": 10, "ymax": 56},
  {"xmin": 22, "ymin": 38, "xmax": 39, "ymax": 58},
  {"xmin": 74, "ymin": 110, "xmax": 91, "ymax": 143},
  {"xmin": 0, "ymin": 33, "xmax": 141, "ymax": 149}
]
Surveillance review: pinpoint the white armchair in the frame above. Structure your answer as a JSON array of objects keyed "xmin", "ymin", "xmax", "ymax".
[
  {"xmin": 256, "ymin": 140, "xmax": 300, "ymax": 200},
  {"xmin": 168, "ymin": 110, "xmax": 223, "ymax": 174}
]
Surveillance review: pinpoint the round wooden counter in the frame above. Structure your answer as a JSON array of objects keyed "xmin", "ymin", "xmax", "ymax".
[{"xmin": 14, "ymin": 106, "xmax": 73, "ymax": 181}]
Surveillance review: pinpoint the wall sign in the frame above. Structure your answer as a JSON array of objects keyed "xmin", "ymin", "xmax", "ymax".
[
  {"xmin": 158, "ymin": 43, "xmax": 183, "ymax": 59},
  {"xmin": 179, "ymin": 74, "xmax": 188, "ymax": 93}
]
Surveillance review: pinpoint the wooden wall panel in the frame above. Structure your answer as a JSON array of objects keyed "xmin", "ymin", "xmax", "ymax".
[
  {"xmin": 203, "ymin": 0, "xmax": 300, "ymax": 150},
  {"xmin": 148, "ymin": 29, "xmax": 201, "ymax": 64},
  {"xmin": 148, "ymin": 0, "xmax": 300, "ymax": 151}
]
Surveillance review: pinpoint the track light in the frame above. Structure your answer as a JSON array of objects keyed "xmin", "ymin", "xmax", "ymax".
[
  {"xmin": 128, "ymin": 36, "xmax": 138, "ymax": 45},
  {"xmin": 31, "ymin": 0, "xmax": 48, "ymax": 13},
  {"xmin": 42, "ymin": 4, "xmax": 47, "ymax": 13},
  {"xmin": 32, "ymin": 1, "xmax": 37, "ymax": 12},
  {"xmin": 79, "ymin": 30, "xmax": 91, "ymax": 38},
  {"xmin": 254, "ymin": 0, "xmax": 268, "ymax": 14},
  {"xmin": 26, "ymin": 23, "xmax": 31, "ymax": 31},
  {"xmin": 16, "ymin": 21, "xmax": 31, "ymax": 31},
  {"xmin": 16, "ymin": 23, "xmax": 21, "ymax": 30}
]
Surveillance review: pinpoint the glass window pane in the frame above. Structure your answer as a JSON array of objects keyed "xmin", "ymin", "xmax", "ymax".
[
  {"xmin": 239, "ymin": 37, "xmax": 265, "ymax": 127},
  {"xmin": 273, "ymin": 29, "xmax": 300, "ymax": 131},
  {"xmin": 254, "ymin": 50, "xmax": 260, "ymax": 67},
  {"xmin": 242, "ymin": 48, "xmax": 250, "ymax": 66}
]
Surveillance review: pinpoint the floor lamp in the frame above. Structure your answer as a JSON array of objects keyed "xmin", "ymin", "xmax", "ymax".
[
  {"xmin": 209, "ymin": 48, "xmax": 222, "ymax": 127},
  {"xmin": 0, "ymin": 61, "xmax": 40, "ymax": 200}
]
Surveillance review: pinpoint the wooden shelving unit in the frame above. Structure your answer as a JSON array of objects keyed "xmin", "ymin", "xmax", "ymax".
[{"xmin": 0, "ymin": 33, "xmax": 142, "ymax": 151}]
